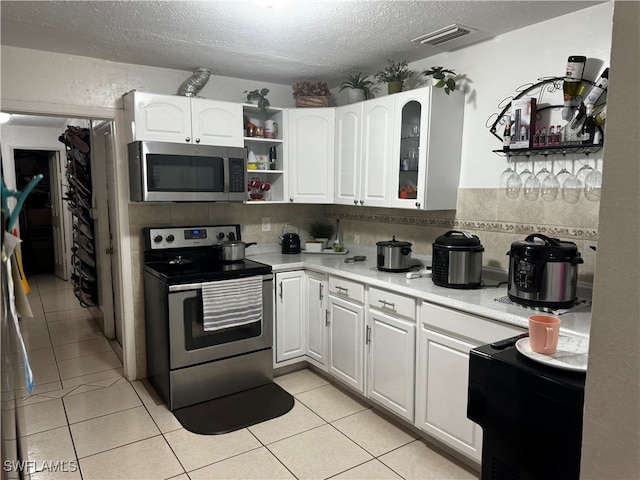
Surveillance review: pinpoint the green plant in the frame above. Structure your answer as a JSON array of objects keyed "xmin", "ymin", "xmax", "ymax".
[
  {"xmin": 422, "ymin": 66, "xmax": 457, "ymax": 95},
  {"xmin": 244, "ymin": 88, "xmax": 270, "ymax": 113},
  {"xmin": 309, "ymin": 222, "xmax": 335, "ymax": 239},
  {"xmin": 375, "ymin": 60, "xmax": 415, "ymax": 83},
  {"xmin": 339, "ymin": 72, "xmax": 374, "ymax": 99}
]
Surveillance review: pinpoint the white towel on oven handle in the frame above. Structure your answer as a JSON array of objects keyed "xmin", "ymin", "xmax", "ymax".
[{"xmin": 202, "ymin": 276, "xmax": 263, "ymax": 331}]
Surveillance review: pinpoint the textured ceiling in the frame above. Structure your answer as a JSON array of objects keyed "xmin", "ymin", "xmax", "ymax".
[{"xmin": 1, "ymin": 0, "xmax": 605, "ymax": 87}]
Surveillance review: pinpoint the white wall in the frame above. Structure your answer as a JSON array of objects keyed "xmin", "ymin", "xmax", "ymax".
[{"xmin": 0, "ymin": 46, "xmax": 296, "ymax": 112}]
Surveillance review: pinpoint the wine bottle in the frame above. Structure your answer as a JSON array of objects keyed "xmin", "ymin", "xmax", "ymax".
[
  {"xmin": 581, "ymin": 115, "xmax": 596, "ymax": 145},
  {"xmin": 547, "ymin": 126, "xmax": 555, "ymax": 147},
  {"xmin": 533, "ymin": 127, "xmax": 540, "ymax": 147},
  {"xmin": 594, "ymin": 105, "xmax": 607, "ymax": 126},
  {"xmin": 268, "ymin": 146, "xmax": 278, "ymax": 170},
  {"xmin": 502, "ymin": 122, "xmax": 511, "ymax": 152},
  {"xmin": 562, "ymin": 55, "xmax": 587, "ymax": 120},
  {"xmin": 555, "ymin": 125, "xmax": 562, "ymax": 146},
  {"xmin": 570, "ymin": 67, "xmax": 609, "ymax": 128}
]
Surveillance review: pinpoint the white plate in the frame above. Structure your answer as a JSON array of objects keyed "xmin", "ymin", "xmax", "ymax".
[{"xmin": 515, "ymin": 337, "xmax": 588, "ymax": 372}]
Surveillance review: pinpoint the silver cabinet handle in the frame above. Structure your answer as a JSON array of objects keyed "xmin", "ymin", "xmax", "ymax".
[
  {"xmin": 185, "ymin": 137, "xmax": 191, "ymax": 142},
  {"xmin": 279, "ymin": 282, "xmax": 283, "ymax": 299},
  {"xmin": 359, "ymin": 200, "xmax": 364, "ymax": 205},
  {"xmin": 353, "ymin": 199, "xmax": 358, "ymax": 205},
  {"xmin": 325, "ymin": 310, "xmax": 330, "ymax": 326},
  {"xmin": 415, "ymin": 202, "xmax": 421, "ymax": 208},
  {"xmin": 195, "ymin": 138, "xmax": 200, "ymax": 143},
  {"xmin": 378, "ymin": 299, "xmax": 395, "ymax": 309},
  {"xmin": 365, "ymin": 325, "xmax": 371, "ymax": 344},
  {"xmin": 319, "ymin": 283, "xmax": 324, "ymax": 301},
  {"xmin": 336, "ymin": 286, "xmax": 349, "ymax": 295},
  {"xmin": 290, "ymin": 198, "xmax": 294, "ymax": 202}
]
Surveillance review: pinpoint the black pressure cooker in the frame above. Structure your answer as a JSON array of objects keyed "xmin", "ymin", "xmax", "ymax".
[
  {"xmin": 507, "ymin": 233, "xmax": 584, "ymax": 308},
  {"xmin": 432, "ymin": 230, "xmax": 484, "ymax": 289}
]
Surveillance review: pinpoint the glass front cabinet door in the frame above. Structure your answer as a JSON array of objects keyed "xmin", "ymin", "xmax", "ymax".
[{"xmin": 389, "ymin": 88, "xmax": 464, "ymax": 210}]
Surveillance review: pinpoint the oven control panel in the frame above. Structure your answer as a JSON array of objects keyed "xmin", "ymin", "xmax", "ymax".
[{"xmin": 144, "ymin": 225, "xmax": 241, "ymax": 250}]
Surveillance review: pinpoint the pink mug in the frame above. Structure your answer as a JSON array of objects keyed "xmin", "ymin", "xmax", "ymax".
[{"xmin": 528, "ymin": 315, "xmax": 561, "ymax": 354}]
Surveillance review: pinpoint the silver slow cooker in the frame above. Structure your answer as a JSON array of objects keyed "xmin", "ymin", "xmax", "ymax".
[
  {"xmin": 432, "ymin": 230, "xmax": 484, "ymax": 288},
  {"xmin": 376, "ymin": 236, "xmax": 412, "ymax": 272},
  {"xmin": 508, "ymin": 233, "xmax": 584, "ymax": 308}
]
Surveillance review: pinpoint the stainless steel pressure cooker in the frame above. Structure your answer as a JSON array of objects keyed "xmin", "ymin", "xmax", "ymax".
[
  {"xmin": 432, "ymin": 230, "xmax": 484, "ymax": 288},
  {"xmin": 376, "ymin": 236, "xmax": 412, "ymax": 272},
  {"xmin": 508, "ymin": 233, "xmax": 584, "ymax": 308}
]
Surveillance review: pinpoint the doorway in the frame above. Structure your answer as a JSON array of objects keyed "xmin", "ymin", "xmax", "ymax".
[{"xmin": 12, "ymin": 149, "xmax": 68, "ymax": 278}]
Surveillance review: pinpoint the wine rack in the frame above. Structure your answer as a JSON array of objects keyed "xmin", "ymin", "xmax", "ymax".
[{"xmin": 487, "ymin": 76, "xmax": 605, "ymax": 157}]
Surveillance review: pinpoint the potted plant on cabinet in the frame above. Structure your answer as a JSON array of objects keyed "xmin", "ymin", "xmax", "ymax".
[
  {"xmin": 375, "ymin": 59, "xmax": 414, "ymax": 94},
  {"xmin": 422, "ymin": 66, "xmax": 457, "ymax": 95},
  {"xmin": 339, "ymin": 72, "xmax": 374, "ymax": 103},
  {"xmin": 244, "ymin": 88, "xmax": 270, "ymax": 114},
  {"xmin": 308, "ymin": 222, "xmax": 335, "ymax": 249}
]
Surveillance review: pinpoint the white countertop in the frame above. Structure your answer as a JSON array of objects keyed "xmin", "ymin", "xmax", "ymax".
[{"xmin": 248, "ymin": 244, "xmax": 592, "ymax": 340}]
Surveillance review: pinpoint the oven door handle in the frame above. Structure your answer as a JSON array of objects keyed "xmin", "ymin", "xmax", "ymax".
[{"xmin": 168, "ymin": 274, "xmax": 273, "ymax": 292}]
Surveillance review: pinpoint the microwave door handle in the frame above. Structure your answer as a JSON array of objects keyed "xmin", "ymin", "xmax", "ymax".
[{"xmin": 223, "ymin": 155, "xmax": 230, "ymax": 197}]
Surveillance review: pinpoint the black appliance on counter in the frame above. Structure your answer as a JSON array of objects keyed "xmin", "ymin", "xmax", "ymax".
[
  {"xmin": 432, "ymin": 230, "xmax": 484, "ymax": 288},
  {"xmin": 280, "ymin": 224, "xmax": 301, "ymax": 254},
  {"xmin": 507, "ymin": 233, "xmax": 584, "ymax": 308},
  {"xmin": 467, "ymin": 341, "xmax": 586, "ymax": 480},
  {"xmin": 143, "ymin": 224, "xmax": 273, "ymax": 410}
]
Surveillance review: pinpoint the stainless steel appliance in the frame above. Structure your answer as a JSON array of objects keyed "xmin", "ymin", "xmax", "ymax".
[
  {"xmin": 128, "ymin": 141, "xmax": 247, "ymax": 202},
  {"xmin": 143, "ymin": 224, "xmax": 273, "ymax": 410},
  {"xmin": 468, "ymin": 340, "xmax": 585, "ymax": 479},
  {"xmin": 432, "ymin": 230, "xmax": 484, "ymax": 289},
  {"xmin": 376, "ymin": 236, "xmax": 413, "ymax": 272},
  {"xmin": 507, "ymin": 233, "xmax": 583, "ymax": 308}
]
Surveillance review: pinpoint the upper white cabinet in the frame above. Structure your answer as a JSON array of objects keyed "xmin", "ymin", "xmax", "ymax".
[
  {"xmin": 334, "ymin": 87, "xmax": 464, "ymax": 210},
  {"xmin": 287, "ymin": 108, "xmax": 335, "ymax": 203},
  {"xmin": 335, "ymin": 97, "xmax": 394, "ymax": 207},
  {"xmin": 123, "ymin": 91, "xmax": 243, "ymax": 147},
  {"xmin": 389, "ymin": 88, "xmax": 464, "ymax": 210}
]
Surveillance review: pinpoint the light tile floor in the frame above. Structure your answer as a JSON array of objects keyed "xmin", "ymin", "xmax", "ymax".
[{"xmin": 17, "ymin": 274, "xmax": 479, "ymax": 480}]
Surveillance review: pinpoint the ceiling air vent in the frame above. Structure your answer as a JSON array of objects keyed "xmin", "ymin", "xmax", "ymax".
[{"xmin": 412, "ymin": 24, "xmax": 475, "ymax": 47}]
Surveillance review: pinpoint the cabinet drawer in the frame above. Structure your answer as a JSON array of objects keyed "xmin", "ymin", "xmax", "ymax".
[
  {"xmin": 369, "ymin": 287, "xmax": 416, "ymax": 320},
  {"xmin": 329, "ymin": 276, "xmax": 364, "ymax": 303},
  {"xmin": 421, "ymin": 302, "xmax": 524, "ymax": 345}
]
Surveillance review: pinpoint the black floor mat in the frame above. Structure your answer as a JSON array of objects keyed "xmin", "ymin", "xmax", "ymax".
[{"xmin": 172, "ymin": 382, "xmax": 295, "ymax": 435}]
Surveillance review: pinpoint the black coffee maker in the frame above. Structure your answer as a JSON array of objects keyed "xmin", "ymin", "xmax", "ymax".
[{"xmin": 280, "ymin": 224, "xmax": 301, "ymax": 254}]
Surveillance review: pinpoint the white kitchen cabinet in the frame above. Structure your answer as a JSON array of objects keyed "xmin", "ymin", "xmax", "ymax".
[
  {"xmin": 416, "ymin": 302, "xmax": 525, "ymax": 463},
  {"xmin": 244, "ymin": 104, "xmax": 287, "ymax": 203},
  {"xmin": 274, "ymin": 271, "xmax": 306, "ymax": 364},
  {"xmin": 327, "ymin": 277, "xmax": 365, "ymax": 393},
  {"xmin": 306, "ymin": 271, "xmax": 328, "ymax": 369},
  {"xmin": 335, "ymin": 97, "xmax": 394, "ymax": 207},
  {"xmin": 366, "ymin": 307, "xmax": 416, "ymax": 422},
  {"xmin": 123, "ymin": 91, "xmax": 243, "ymax": 147},
  {"xmin": 388, "ymin": 88, "xmax": 464, "ymax": 210},
  {"xmin": 288, "ymin": 108, "xmax": 335, "ymax": 203}
]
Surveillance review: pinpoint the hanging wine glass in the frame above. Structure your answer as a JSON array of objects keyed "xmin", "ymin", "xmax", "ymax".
[
  {"xmin": 575, "ymin": 153, "xmax": 594, "ymax": 187},
  {"xmin": 541, "ymin": 161, "xmax": 561, "ymax": 202},
  {"xmin": 499, "ymin": 155, "xmax": 516, "ymax": 193},
  {"xmin": 523, "ymin": 157, "xmax": 541, "ymax": 201},
  {"xmin": 561, "ymin": 159, "xmax": 582, "ymax": 204},
  {"xmin": 555, "ymin": 153, "xmax": 571, "ymax": 187},
  {"xmin": 506, "ymin": 161, "xmax": 523, "ymax": 200},
  {"xmin": 584, "ymin": 168, "xmax": 603, "ymax": 201}
]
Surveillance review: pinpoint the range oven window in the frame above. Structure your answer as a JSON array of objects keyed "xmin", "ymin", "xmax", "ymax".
[
  {"xmin": 182, "ymin": 295, "xmax": 262, "ymax": 350},
  {"xmin": 147, "ymin": 154, "xmax": 224, "ymax": 192}
]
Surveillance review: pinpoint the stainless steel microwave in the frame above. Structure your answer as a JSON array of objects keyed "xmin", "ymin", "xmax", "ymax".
[{"xmin": 128, "ymin": 141, "xmax": 247, "ymax": 202}]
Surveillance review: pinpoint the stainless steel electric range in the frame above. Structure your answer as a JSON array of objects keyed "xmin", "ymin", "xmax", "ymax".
[{"xmin": 143, "ymin": 224, "xmax": 273, "ymax": 410}]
